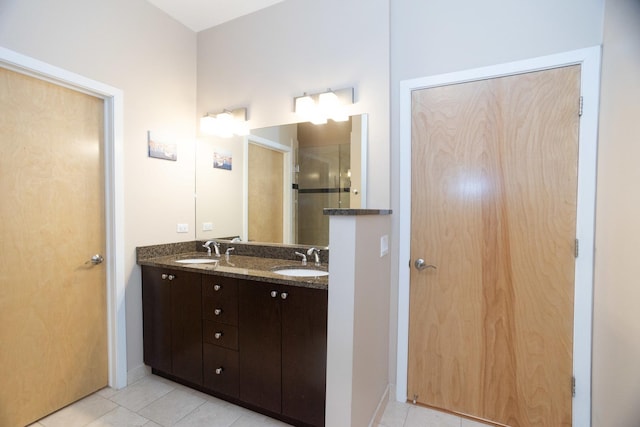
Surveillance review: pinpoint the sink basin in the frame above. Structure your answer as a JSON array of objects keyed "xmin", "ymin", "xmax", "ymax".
[
  {"xmin": 175, "ymin": 258, "xmax": 219, "ymax": 264},
  {"xmin": 272, "ymin": 268, "xmax": 328, "ymax": 278}
]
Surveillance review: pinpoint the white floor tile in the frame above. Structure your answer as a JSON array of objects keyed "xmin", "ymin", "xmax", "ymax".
[
  {"xmin": 378, "ymin": 400, "xmax": 410, "ymax": 427},
  {"xmin": 109, "ymin": 375, "xmax": 174, "ymax": 412},
  {"xmin": 461, "ymin": 417, "xmax": 493, "ymax": 427},
  {"xmin": 87, "ymin": 406, "xmax": 150, "ymax": 427},
  {"xmin": 138, "ymin": 388, "xmax": 206, "ymax": 426},
  {"xmin": 404, "ymin": 405, "xmax": 461, "ymax": 427},
  {"xmin": 174, "ymin": 400, "xmax": 246, "ymax": 427},
  {"xmin": 38, "ymin": 394, "xmax": 118, "ymax": 427}
]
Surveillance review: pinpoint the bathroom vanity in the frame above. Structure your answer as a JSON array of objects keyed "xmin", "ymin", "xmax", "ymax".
[{"xmin": 138, "ymin": 242, "xmax": 328, "ymax": 427}]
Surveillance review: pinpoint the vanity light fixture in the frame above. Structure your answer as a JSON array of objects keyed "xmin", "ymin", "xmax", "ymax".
[
  {"xmin": 200, "ymin": 107, "xmax": 249, "ymax": 137},
  {"xmin": 294, "ymin": 88, "xmax": 354, "ymax": 124}
]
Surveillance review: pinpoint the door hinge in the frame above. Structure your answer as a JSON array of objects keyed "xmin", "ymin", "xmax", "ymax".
[
  {"xmin": 579, "ymin": 96, "xmax": 583, "ymax": 117},
  {"xmin": 575, "ymin": 238, "xmax": 579, "ymax": 258},
  {"xmin": 572, "ymin": 376, "xmax": 576, "ymax": 397}
]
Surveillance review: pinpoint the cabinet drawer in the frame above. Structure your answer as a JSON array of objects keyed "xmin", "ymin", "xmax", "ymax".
[
  {"xmin": 203, "ymin": 321, "xmax": 238, "ymax": 350},
  {"xmin": 203, "ymin": 344, "xmax": 238, "ymax": 398},
  {"xmin": 202, "ymin": 275, "xmax": 238, "ymax": 299},
  {"xmin": 202, "ymin": 276, "xmax": 238, "ymax": 325}
]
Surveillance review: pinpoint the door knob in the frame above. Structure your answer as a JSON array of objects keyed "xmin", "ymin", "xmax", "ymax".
[
  {"xmin": 414, "ymin": 259, "xmax": 437, "ymax": 271},
  {"xmin": 86, "ymin": 254, "xmax": 104, "ymax": 265}
]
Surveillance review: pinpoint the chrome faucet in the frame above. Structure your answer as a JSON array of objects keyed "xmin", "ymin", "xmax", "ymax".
[
  {"xmin": 307, "ymin": 247, "xmax": 321, "ymax": 266},
  {"xmin": 203, "ymin": 240, "xmax": 220, "ymax": 257},
  {"xmin": 225, "ymin": 247, "xmax": 235, "ymax": 256},
  {"xmin": 295, "ymin": 251, "xmax": 307, "ymax": 265}
]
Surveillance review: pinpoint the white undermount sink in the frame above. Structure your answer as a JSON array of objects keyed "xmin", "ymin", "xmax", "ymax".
[
  {"xmin": 175, "ymin": 258, "xmax": 218, "ymax": 264},
  {"xmin": 272, "ymin": 268, "xmax": 328, "ymax": 277}
]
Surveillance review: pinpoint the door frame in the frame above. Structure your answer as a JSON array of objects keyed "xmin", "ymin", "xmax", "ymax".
[
  {"xmin": 243, "ymin": 135, "xmax": 292, "ymax": 243},
  {"xmin": 397, "ymin": 46, "xmax": 601, "ymax": 427},
  {"xmin": 0, "ymin": 47, "xmax": 127, "ymax": 389}
]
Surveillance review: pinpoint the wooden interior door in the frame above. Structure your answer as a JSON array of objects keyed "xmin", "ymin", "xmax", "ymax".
[
  {"xmin": 248, "ymin": 143, "xmax": 284, "ymax": 243},
  {"xmin": 0, "ymin": 67, "xmax": 107, "ymax": 426},
  {"xmin": 408, "ymin": 66, "xmax": 581, "ymax": 426}
]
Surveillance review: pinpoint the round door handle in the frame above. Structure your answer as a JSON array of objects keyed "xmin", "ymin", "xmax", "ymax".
[
  {"xmin": 271, "ymin": 291, "xmax": 278, "ymax": 298},
  {"xmin": 88, "ymin": 254, "xmax": 104, "ymax": 265},
  {"xmin": 215, "ymin": 367, "xmax": 223, "ymax": 375},
  {"xmin": 281, "ymin": 292, "xmax": 288, "ymax": 300},
  {"xmin": 161, "ymin": 274, "xmax": 168, "ymax": 280},
  {"xmin": 414, "ymin": 259, "xmax": 437, "ymax": 271},
  {"xmin": 214, "ymin": 332, "xmax": 223, "ymax": 339},
  {"xmin": 214, "ymin": 309, "xmax": 222, "ymax": 315},
  {"xmin": 167, "ymin": 275, "xmax": 175, "ymax": 281},
  {"xmin": 213, "ymin": 284, "xmax": 221, "ymax": 291}
]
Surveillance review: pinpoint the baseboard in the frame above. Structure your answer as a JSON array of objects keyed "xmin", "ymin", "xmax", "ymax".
[
  {"xmin": 369, "ymin": 384, "xmax": 391, "ymax": 427},
  {"xmin": 127, "ymin": 364, "xmax": 151, "ymax": 385}
]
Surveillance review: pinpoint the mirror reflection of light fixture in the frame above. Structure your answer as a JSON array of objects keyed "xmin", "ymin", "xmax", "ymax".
[
  {"xmin": 294, "ymin": 88, "xmax": 354, "ymax": 124},
  {"xmin": 200, "ymin": 107, "xmax": 249, "ymax": 137}
]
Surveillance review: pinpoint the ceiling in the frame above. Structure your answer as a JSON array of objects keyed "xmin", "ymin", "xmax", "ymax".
[{"xmin": 146, "ymin": 0, "xmax": 285, "ymax": 32}]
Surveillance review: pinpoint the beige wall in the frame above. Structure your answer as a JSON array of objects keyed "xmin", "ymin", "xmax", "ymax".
[
  {"xmin": 196, "ymin": 0, "xmax": 390, "ymax": 209},
  {"xmin": 0, "ymin": 0, "xmax": 198, "ymax": 375},
  {"xmin": 592, "ymin": 0, "xmax": 640, "ymax": 425}
]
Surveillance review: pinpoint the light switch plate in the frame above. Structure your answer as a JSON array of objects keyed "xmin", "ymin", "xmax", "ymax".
[
  {"xmin": 202, "ymin": 222, "xmax": 213, "ymax": 231},
  {"xmin": 380, "ymin": 234, "xmax": 389, "ymax": 257},
  {"xmin": 177, "ymin": 223, "xmax": 189, "ymax": 233}
]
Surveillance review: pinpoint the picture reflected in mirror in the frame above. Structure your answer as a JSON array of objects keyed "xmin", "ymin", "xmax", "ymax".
[{"xmin": 195, "ymin": 114, "xmax": 367, "ymax": 247}]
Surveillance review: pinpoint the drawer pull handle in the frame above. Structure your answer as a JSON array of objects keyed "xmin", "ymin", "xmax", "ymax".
[
  {"xmin": 214, "ymin": 284, "xmax": 221, "ymax": 291},
  {"xmin": 215, "ymin": 367, "xmax": 223, "ymax": 375},
  {"xmin": 214, "ymin": 332, "xmax": 223, "ymax": 339},
  {"xmin": 214, "ymin": 308, "xmax": 222, "ymax": 316},
  {"xmin": 270, "ymin": 290, "xmax": 278, "ymax": 298}
]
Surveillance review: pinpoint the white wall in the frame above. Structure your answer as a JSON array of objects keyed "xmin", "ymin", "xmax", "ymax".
[
  {"xmin": 389, "ymin": 0, "xmax": 604, "ymax": 413},
  {"xmin": 0, "ymin": 0, "xmax": 198, "ymax": 376},
  {"xmin": 196, "ymin": 0, "xmax": 390, "ymax": 209},
  {"xmin": 592, "ymin": 1, "xmax": 640, "ymax": 425}
]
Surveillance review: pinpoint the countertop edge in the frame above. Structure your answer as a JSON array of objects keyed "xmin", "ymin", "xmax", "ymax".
[{"xmin": 323, "ymin": 208, "xmax": 392, "ymax": 216}]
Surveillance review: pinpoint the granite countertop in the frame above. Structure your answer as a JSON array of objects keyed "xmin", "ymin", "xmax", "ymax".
[{"xmin": 138, "ymin": 252, "xmax": 328, "ymax": 290}]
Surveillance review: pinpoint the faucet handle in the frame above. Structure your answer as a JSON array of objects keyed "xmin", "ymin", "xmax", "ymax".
[
  {"xmin": 295, "ymin": 252, "xmax": 307, "ymax": 264},
  {"xmin": 225, "ymin": 247, "xmax": 235, "ymax": 256}
]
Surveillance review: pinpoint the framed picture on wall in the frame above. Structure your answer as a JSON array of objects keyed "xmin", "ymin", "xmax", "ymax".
[
  {"xmin": 147, "ymin": 131, "xmax": 177, "ymax": 161},
  {"xmin": 213, "ymin": 148, "xmax": 232, "ymax": 170}
]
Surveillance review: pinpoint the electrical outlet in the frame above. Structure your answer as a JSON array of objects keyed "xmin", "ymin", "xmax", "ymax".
[
  {"xmin": 380, "ymin": 234, "xmax": 389, "ymax": 257},
  {"xmin": 202, "ymin": 222, "xmax": 213, "ymax": 231},
  {"xmin": 177, "ymin": 223, "xmax": 189, "ymax": 233}
]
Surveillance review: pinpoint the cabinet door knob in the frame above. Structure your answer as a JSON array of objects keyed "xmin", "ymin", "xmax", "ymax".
[
  {"xmin": 270, "ymin": 290, "xmax": 278, "ymax": 298},
  {"xmin": 215, "ymin": 367, "xmax": 223, "ymax": 375},
  {"xmin": 281, "ymin": 292, "xmax": 288, "ymax": 300},
  {"xmin": 168, "ymin": 275, "xmax": 175, "ymax": 281},
  {"xmin": 161, "ymin": 274, "xmax": 168, "ymax": 280},
  {"xmin": 214, "ymin": 332, "xmax": 223, "ymax": 339},
  {"xmin": 214, "ymin": 308, "xmax": 222, "ymax": 316},
  {"xmin": 213, "ymin": 284, "xmax": 221, "ymax": 291}
]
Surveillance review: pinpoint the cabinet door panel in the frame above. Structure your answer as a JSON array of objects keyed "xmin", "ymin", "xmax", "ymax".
[
  {"xmin": 281, "ymin": 286, "xmax": 328, "ymax": 427},
  {"xmin": 142, "ymin": 266, "xmax": 172, "ymax": 373},
  {"xmin": 238, "ymin": 280, "xmax": 282, "ymax": 414},
  {"xmin": 204, "ymin": 344, "xmax": 239, "ymax": 398},
  {"xmin": 170, "ymin": 270, "xmax": 203, "ymax": 385}
]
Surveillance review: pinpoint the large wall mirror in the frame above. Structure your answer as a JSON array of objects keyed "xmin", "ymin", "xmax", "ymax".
[{"xmin": 195, "ymin": 114, "xmax": 368, "ymax": 247}]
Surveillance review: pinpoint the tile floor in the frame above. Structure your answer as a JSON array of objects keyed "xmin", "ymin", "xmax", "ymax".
[{"xmin": 28, "ymin": 374, "xmax": 492, "ymax": 427}]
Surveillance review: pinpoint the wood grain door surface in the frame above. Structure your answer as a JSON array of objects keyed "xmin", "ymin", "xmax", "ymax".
[
  {"xmin": 248, "ymin": 143, "xmax": 284, "ymax": 243},
  {"xmin": 0, "ymin": 67, "xmax": 107, "ymax": 426},
  {"xmin": 408, "ymin": 66, "xmax": 581, "ymax": 426}
]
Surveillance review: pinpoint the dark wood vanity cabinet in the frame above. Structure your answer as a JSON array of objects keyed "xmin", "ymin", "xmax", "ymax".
[
  {"xmin": 142, "ymin": 266, "xmax": 327, "ymax": 427},
  {"xmin": 239, "ymin": 279, "xmax": 328, "ymax": 427},
  {"xmin": 142, "ymin": 266, "xmax": 203, "ymax": 385}
]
